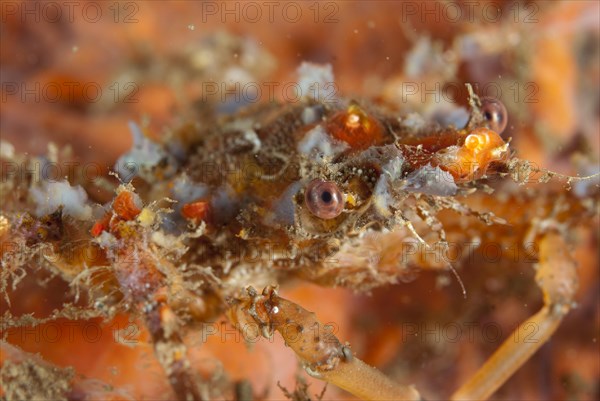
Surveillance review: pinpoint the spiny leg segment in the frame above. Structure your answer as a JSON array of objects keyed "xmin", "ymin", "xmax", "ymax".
[
  {"xmin": 227, "ymin": 230, "xmax": 578, "ymax": 401},
  {"xmin": 227, "ymin": 286, "xmax": 421, "ymax": 401},
  {"xmin": 450, "ymin": 231, "xmax": 578, "ymax": 400}
]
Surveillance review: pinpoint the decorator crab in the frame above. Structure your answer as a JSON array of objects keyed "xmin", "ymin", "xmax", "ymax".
[{"xmin": 1, "ymin": 64, "xmax": 598, "ymax": 400}]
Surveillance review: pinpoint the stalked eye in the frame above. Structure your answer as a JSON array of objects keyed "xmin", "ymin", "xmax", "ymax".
[
  {"xmin": 480, "ymin": 97, "xmax": 508, "ymax": 134},
  {"xmin": 305, "ymin": 180, "xmax": 344, "ymax": 219}
]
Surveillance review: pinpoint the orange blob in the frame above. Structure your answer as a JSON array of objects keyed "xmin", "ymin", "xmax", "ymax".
[
  {"xmin": 34, "ymin": 72, "xmax": 91, "ymax": 110},
  {"xmin": 113, "ymin": 191, "xmax": 142, "ymax": 221},
  {"xmin": 91, "ymin": 191, "xmax": 143, "ymax": 237},
  {"xmin": 435, "ymin": 127, "xmax": 508, "ymax": 182},
  {"xmin": 181, "ymin": 200, "xmax": 210, "ymax": 224},
  {"xmin": 326, "ymin": 104, "xmax": 384, "ymax": 151},
  {"xmin": 90, "ymin": 215, "xmax": 110, "ymax": 237}
]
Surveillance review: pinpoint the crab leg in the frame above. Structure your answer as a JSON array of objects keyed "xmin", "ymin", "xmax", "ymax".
[
  {"xmin": 450, "ymin": 232, "xmax": 578, "ymax": 400},
  {"xmin": 144, "ymin": 296, "xmax": 208, "ymax": 401},
  {"xmin": 227, "ymin": 286, "xmax": 421, "ymax": 401}
]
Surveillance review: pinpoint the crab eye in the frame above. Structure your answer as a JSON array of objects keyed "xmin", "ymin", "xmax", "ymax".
[
  {"xmin": 481, "ymin": 97, "xmax": 508, "ymax": 134},
  {"xmin": 305, "ymin": 180, "xmax": 344, "ymax": 219}
]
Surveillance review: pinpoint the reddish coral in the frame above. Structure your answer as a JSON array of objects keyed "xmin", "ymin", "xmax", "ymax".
[
  {"xmin": 90, "ymin": 214, "xmax": 111, "ymax": 237},
  {"xmin": 112, "ymin": 191, "xmax": 142, "ymax": 221},
  {"xmin": 181, "ymin": 200, "xmax": 210, "ymax": 224}
]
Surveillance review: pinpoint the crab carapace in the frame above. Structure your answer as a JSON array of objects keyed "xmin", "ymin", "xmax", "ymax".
[
  {"xmin": 1, "ymin": 90, "xmax": 594, "ymax": 401},
  {"xmin": 142, "ymin": 98, "xmax": 510, "ymax": 290}
]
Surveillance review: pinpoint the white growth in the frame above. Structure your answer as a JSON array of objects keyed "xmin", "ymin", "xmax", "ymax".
[
  {"xmin": 225, "ymin": 118, "xmax": 262, "ymax": 152},
  {"xmin": 403, "ymin": 164, "xmax": 458, "ymax": 196},
  {"xmin": 0, "ymin": 140, "xmax": 15, "ymax": 159},
  {"xmin": 30, "ymin": 180, "xmax": 93, "ymax": 220},
  {"xmin": 400, "ymin": 113, "xmax": 428, "ymax": 131},
  {"xmin": 301, "ymin": 106, "xmax": 321, "ymax": 125},
  {"xmin": 296, "ymin": 62, "xmax": 336, "ymax": 102},
  {"xmin": 151, "ymin": 231, "xmax": 181, "ymax": 249},
  {"xmin": 95, "ymin": 230, "xmax": 118, "ymax": 249},
  {"xmin": 297, "ymin": 125, "xmax": 348, "ymax": 157},
  {"xmin": 373, "ymin": 155, "xmax": 405, "ymax": 216},
  {"xmin": 242, "ymin": 129, "xmax": 261, "ymax": 153},
  {"xmin": 171, "ymin": 173, "xmax": 208, "ymax": 203},
  {"xmin": 264, "ymin": 181, "xmax": 302, "ymax": 226},
  {"xmin": 115, "ymin": 121, "xmax": 174, "ymax": 182},
  {"xmin": 223, "ymin": 66, "xmax": 255, "ymax": 86},
  {"xmin": 381, "ymin": 156, "xmax": 405, "ymax": 181},
  {"xmin": 373, "ymin": 176, "xmax": 393, "ymax": 217}
]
